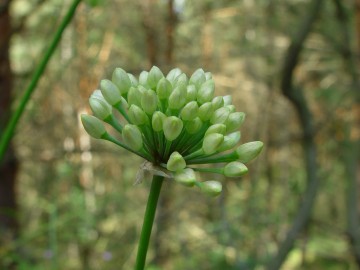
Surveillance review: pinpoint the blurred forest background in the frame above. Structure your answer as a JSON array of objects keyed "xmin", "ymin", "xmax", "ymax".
[{"xmin": 0, "ymin": 0, "xmax": 359, "ymax": 269}]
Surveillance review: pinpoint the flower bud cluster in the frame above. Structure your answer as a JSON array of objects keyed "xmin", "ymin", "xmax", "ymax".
[{"xmin": 81, "ymin": 66, "xmax": 263, "ymax": 197}]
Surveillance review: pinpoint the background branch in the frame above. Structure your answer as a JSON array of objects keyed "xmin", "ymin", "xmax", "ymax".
[{"xmin": 266, "ymin": 0, "xmax": 323, "ymax": 269}]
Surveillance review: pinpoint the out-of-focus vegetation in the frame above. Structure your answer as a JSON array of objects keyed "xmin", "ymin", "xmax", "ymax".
[{"xmin": 0, "ymin": 0, "xmax": 359, "ymax": 269}]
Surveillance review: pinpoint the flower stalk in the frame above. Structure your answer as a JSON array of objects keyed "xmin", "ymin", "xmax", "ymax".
[{"xmin": 135, "ymin": 175, "xmax": 164, "ymax": 270}]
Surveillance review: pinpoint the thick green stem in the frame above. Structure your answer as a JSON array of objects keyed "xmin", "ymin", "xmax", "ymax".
[
  {"xmin": 0, "ymin": 0, "xmax": 82, "ymax": 163},
  {"xmin": 135, "ymin": 175, "xmax": 164, "ymax": 270}
]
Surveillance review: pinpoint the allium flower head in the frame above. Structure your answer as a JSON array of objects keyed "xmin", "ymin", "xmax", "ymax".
[{"xmin": 81, "ymin": 66, "xmax": 263, "ymax": 196}]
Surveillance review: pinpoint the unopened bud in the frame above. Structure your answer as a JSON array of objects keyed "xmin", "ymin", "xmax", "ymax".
[
  {"xmin": 218, "ymin": 131, "xmax": 241, "ymax": 152},
  {"xmin": 205, "ymin": 72, "xmax": 212, "ymax": 80},
  {"xmin": 100, "ymin": 79, "xmax": 122, "ymax": 106},
  {"xmin": 163, "ymin": 116, "xmax": 183, "ymax": 141},
  {"xmin": 150, "ymin": 112, "xmax": 165, "ymax": 132},
  {"xmin": 189, "ymin": 68, "xmax": 206, "ymax": 89},
  {"xmin": 223, "ymin": 95, "xmax": 232, "ymax": 106},
  {"xmin": 210, "ymin": 107, "xmax": 230, "ymax": 124},
  {"xmin": 198, "ymin": 102, "xmax": 214, "ymax": 121},
  {"xmin": 168, "ymin": 84, "xmax": 187, "ymax": 110},
  {"xmin": 186, "ymin": 85, "xmax": 197, "ymax": 102},
  {"xmin": 112, "ymin": 68, "xmax": 131, "ymax": 94},
  {"xmin": 167, "ymin": 151, "xmax": 186, "ymax": 172},
  {"xmin": 166, "ymin": 68, "xmax": 182, "ymax": 83},
  {"xmin": 211, "ymin": 96, "xmax": 224, "ymax": 110},
  {"xmin": 224, "ymin": 162, "xmax": 248, "ymax": 177},
  {"xmin": 141, "ymin": 89, "xmax": 158, "ymax": 114},
  {"xmin": 147, "ymin": 66, "xmax": 164, "ymax": 89},
  {"xmin": 81, "ymin": 114, "xmax": 106, "ymax": 139},
  {"xmin": 127, "ymin": 87, "xmax": 142, "ymax": 107},
  {"xmin": 205, "ymin": 124, "xmax": 226, "ymax": 136},
  {"xmin": 128, "ymin": 105, "xmax": 148, "ymax": 125},
  {"xmin": 156, "ymin": 78, "xmax": 172, "ymax": 100},
  {"xmin": 122, "ymin": 124, "xmax": 143, "ymax": 151},
  {"xmin": 226, "ymin": 112, "xmax": 245, "ymax": 132},
  {"xmin": 91, "ymin": 89, "xmax": 104, "ymax": 100},
  {"xmin": 236, "ymin": 141, "xmax": 264, "ymax": 163},
  {"xmin": 198, "ymin": 181, "xmax": 222, "ymax": 197},
  {"xmin": 173, "ymin": 73, "xmax": 187, "ymax": 87},
  {"xmin": 226, "ymin": 105, "xmax": 236, "ymax": 113},
  {"xmin": 202, "ymin": 133, "xmax": 224, "ymax": 155},
  {"xmin": 180, "ymin": 101, "xmax": 198, "ymax": 121},
  {"xmin": 174, "ymin": 168, "xmax": 196, "ymax": 187},
  {"xmin": 185, "ymin": 117, "xmax": 203, "ymax": 134},
  {"xmin": 128, "ymin": 73, "xmax": 138, "ymax": 86},
  {"xmin": 89, "ymin": 95, "xmax": 112, "ymax": 120},
  {"xmin": 197, "ymin": 79, "xmax": 215, "ymax": 104},
  {"xmin": 139, "ymin": 71, "xmax": 149, "ymax": 86}
]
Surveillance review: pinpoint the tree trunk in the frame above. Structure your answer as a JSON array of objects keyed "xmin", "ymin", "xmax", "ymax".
[
  {"xmin": 141, "ymin": 0, "xmax": 159, "ymax": 67},
  {"xmin": 0, "ymin": 1, "xmax": 19, "ymax": 268},
  {"xmin": 165, "ymin": 0, "xmax": 176, "ymax": 68},
  {"xmin": 266, "ymin": 0, "xmax": 323, "ymax": 269},
  {"xmin": 332, "ymin": 0, "xmax": 360, "ymax": 266}
]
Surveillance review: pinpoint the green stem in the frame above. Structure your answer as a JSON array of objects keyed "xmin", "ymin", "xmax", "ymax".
[
  {"xmin": 192, "ymin": 167, "xmax": 223, "ymax": 174},
  {"xmin": 105, "ymin": 115, "xmax": 123, "ymax": 133},
  {"xmin": 187, "ymin": 151, "xmax": 238, "ymax": 165},
  {"xmin": 135, "ymin": 175, "xmax": 164, "ymax": 270},
  {"xmin": 102, "ymin": 133, "xmax": 153, "ymax": 162},
  {"xmin": 0, "ymin": 0, "xmax": 82, "ymax": 162},
  {"xmin": 114, "ymin": 103, "xmax": 131, "ymax": 123}
]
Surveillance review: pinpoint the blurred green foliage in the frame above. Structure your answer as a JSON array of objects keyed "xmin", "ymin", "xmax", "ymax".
[{"xmin": 1, "ymin": 0, "xmax": 359, "ymax": 269}]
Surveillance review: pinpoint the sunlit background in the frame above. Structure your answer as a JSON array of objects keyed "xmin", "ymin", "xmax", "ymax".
[{"xmin": 1, "ymin": 0, "xmax": 359, "ymax": 269}]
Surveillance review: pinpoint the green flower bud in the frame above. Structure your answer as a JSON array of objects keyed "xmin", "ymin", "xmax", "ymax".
[
  {"xmin": 223, "ymin": 95, "xmax": 232, "ymax": 106},
  {"xmin": 174, "ymin": 168, "xmax": 196, "ymax": 186},
  {"xmin": 226, "ymin": 112, "xmax": 245, "ymax": 133},
  {"xmin": 141, "ymin": 89, "xmax": 158, "ymax": 115},
  {"xmin": 112, "ymin": 68, "xmax": 131, "ymax": 94},
  {"xmin": 156, "ymin": 78, "xmax": 172, "ymax": 100},
  {"xmin": 81, "ymin": 114, "xmax": 106, "ymax": 139},
  {"xmin": 236, "ymin": 141, "xmax": 264, "ymax": 163},
  {"xmin": 185, "ymin": 117, "xmax": 203, "ymax": 134},
  {"xmin": 224, "ymin": 162, "xmax": 248, "ymax": 177},
  {"xmin": 137, "ymin": 85, "xmax": 146, "ymax": 94},
  {"xmin": 90, "ymin": 89, "xmax": 104, "ymax": 100},
  {"xmin": 218, "ymin": 131, "xmax": 241, "ymax": 152},
  {"xmin": 168, "ymin": 84, "xmax": 187, "ymax": 110},
  {"xmin": 189, "ymin": 68, "xmax": 206, "ymax": 89},
  {"xmin": 180, "ymin": 101, "xmax": 198, "ymax": 121},
  {"xmin": 197, "ymin": 79, "xmax": 215, "ymax": 104},
  {"xmin": 198, "ymin": 181, "xmax": 222, "ymax": 197},
  {"xmin": 205, "ymin": 72, "xmax": 212, "ymax": 80},
  {"xmin": 147, "ymin": 66, "xmax": 164, "ymax": 89},
  {"xmin": 202, "ymin": 133, "xmax": 224, "ymax": 155},
  {"xmin": 163, "ymin": 116, "xmax": 183, "ymax": 141},
  {"xmin": 128, "ymin": 73, "xmax": 138, "ymax": 86},
  {"xmin": 210, "ymin": 107, "xmax": 230, "ymax": 124},
  {"xmin": 167, "ymin": 151, "xmax": 186, "ymax": 172},
  {"xmin": 198, "ymin": 102, "xmax": 214, "ymax": 121},
  {"xmin": 226, "ymin": 105, "xmax": 236, "ymax": 113},
  {"xmin": 100, "ymin": 79, "xmax": 123, "ymax": 106},
  {"xmin": 128, "ymin": 105, "xmax": 148, "ymax": 125},
  {"xmin": 166, "ymin": 68, "xmax": 182, "ymax": 83},
  {"xmin": 152, "ymin": 111, "xmax": 166, "ymax": 132},
  {"xmin": 127, "ymin": 87, "xmax": 142, "ymax": 107},
  {"xmin": 122, "ymin": 124, "xmax": 143, "ymax": 151},
  {"xmin": 186, "ymin": 85, "xmax": 197, "ymax": 102},
  {"xmin": 89, "ymin": 95, "xmax": 112, "ymax": 120},
  {"xmin": 211, "ymin": 96, "xmax": 224, "ymax": 110},
  {"xmin": 173, "ymin": 73, "xmax": 187, "ymax": 87},
  {"xmin": 205, "ymin": 124, "xmax": 226, "ymax": 136},
  {"xmin": 139, "ymin": 71, "xmax": 149, "ymax": 86}
]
